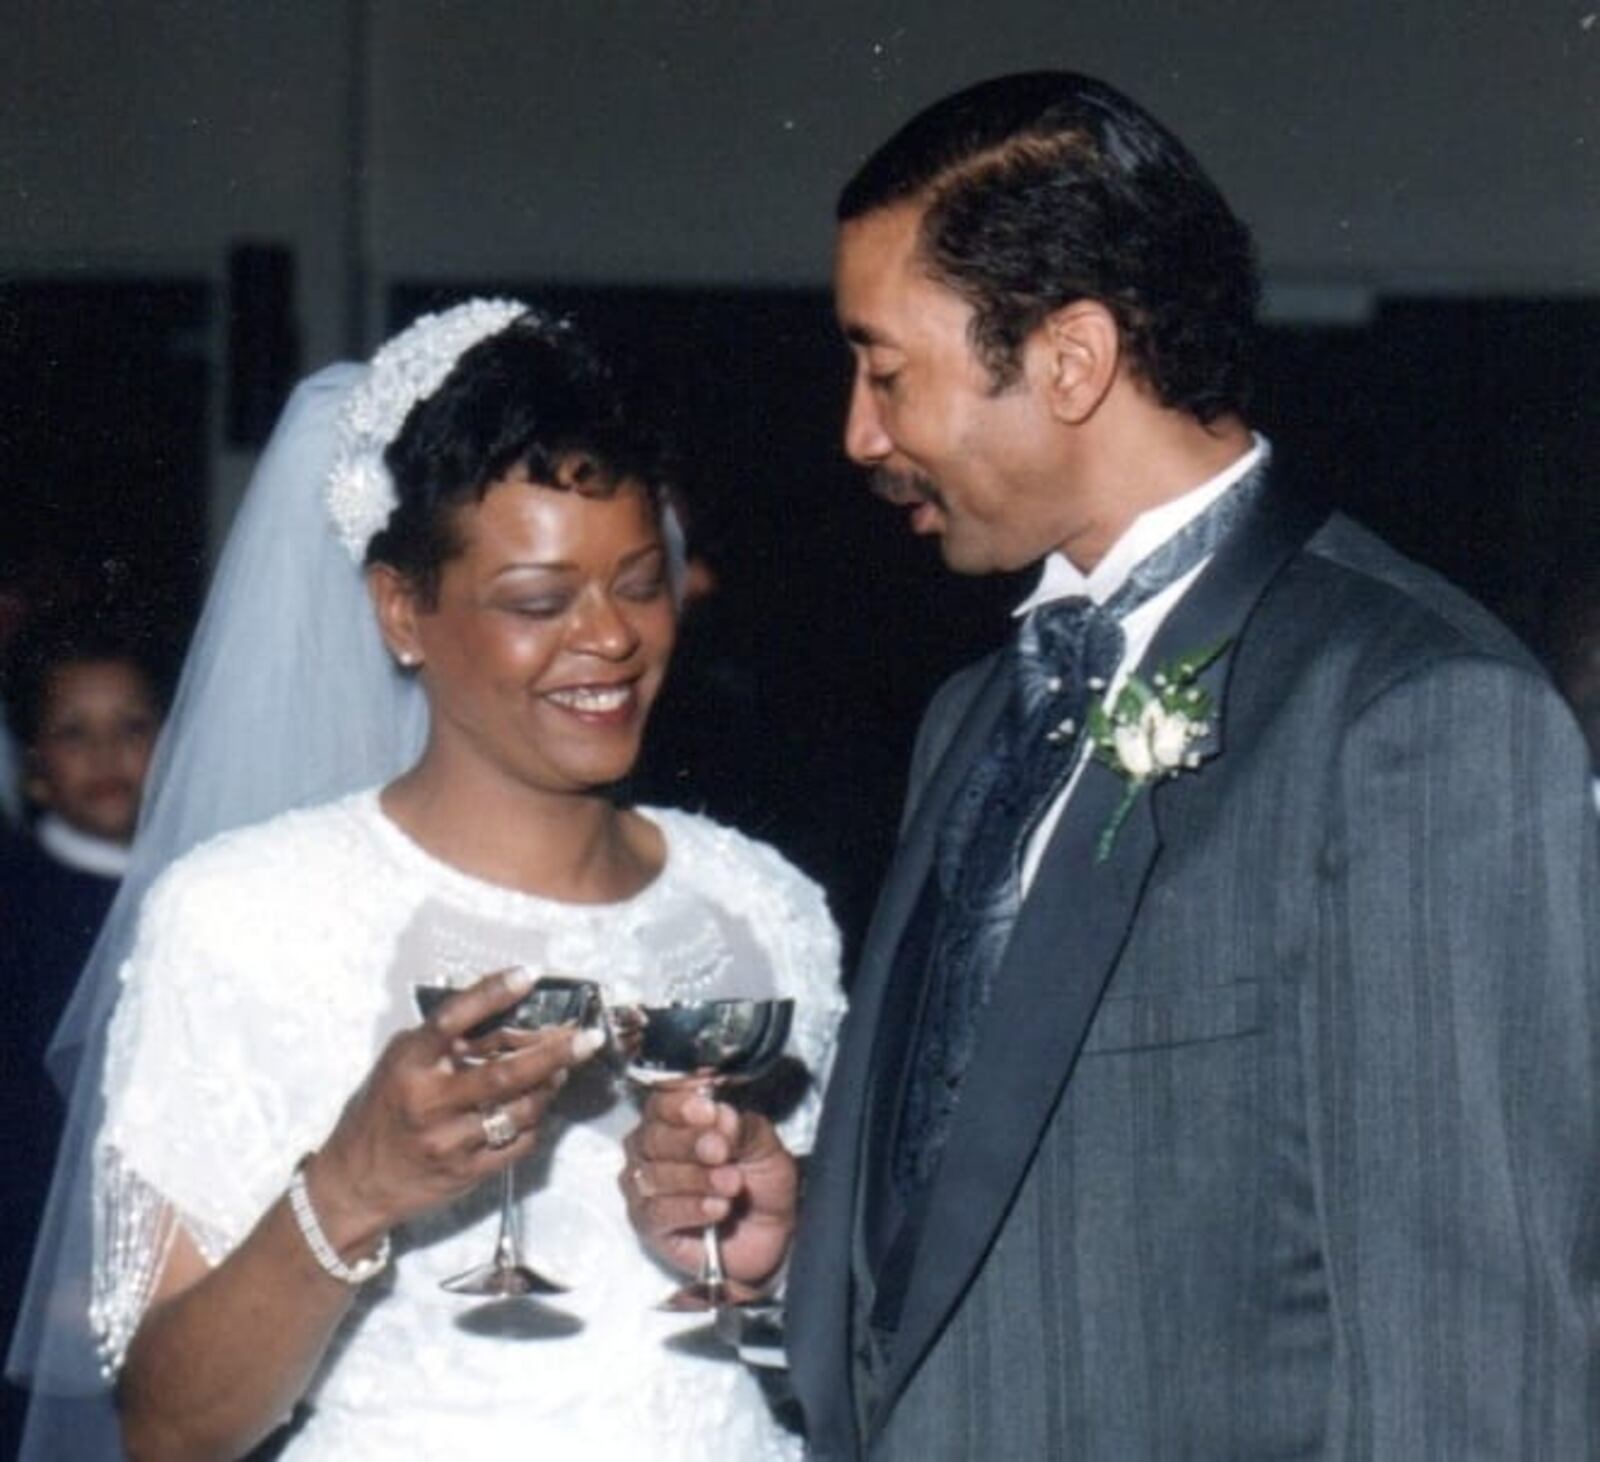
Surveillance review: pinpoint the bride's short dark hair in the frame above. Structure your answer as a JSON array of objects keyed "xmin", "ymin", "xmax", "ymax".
[{"xmin": 366, "ymin": 313, "xmax": 671, "ymax": 602}]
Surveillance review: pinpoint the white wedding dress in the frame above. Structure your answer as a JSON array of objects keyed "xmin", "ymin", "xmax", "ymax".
[{"xmin": 92, "ymin": 790, "xmax": 843, "ymax": 1460}]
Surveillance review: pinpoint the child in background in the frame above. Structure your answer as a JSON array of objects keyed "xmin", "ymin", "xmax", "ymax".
[
  {"xmin": 1, "ymin": 611, "xmax": 164, "ymax": 1065},
  {"xmin": 0, "ymin": 616, "xmax": 164, "ymax": 1458},
  {"xmin": 5, "ymin": 617, "xmax": 163, "ymax": 874}
]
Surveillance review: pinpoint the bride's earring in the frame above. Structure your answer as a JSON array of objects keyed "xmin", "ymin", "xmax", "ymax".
[{"xmin": 396, "ymin": 650, "xmax": 421, "ymax": 669}]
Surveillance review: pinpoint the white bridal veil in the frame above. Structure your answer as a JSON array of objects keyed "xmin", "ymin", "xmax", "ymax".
[
  {"xmin": 6, "ymin": 363, "xmax": 430, "ymax": 1456},
  {"xmin": 7, "ymin": 300, "xmax": 688, "ymax": 1455}
]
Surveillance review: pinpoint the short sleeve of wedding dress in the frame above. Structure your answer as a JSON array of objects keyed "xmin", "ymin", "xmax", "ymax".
[{"xmin": 91, "ymin": 792, "xmax": 843, "ymax": 1462}]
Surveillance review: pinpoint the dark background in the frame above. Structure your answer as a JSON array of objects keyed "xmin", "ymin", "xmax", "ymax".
[
  {"xmin": 11, "ymin": 277, "xmax": 1582, "ymax": 953},
  {"xmin": 3, "ymin": 8, "xmax": 1594, "ymax": 951}
]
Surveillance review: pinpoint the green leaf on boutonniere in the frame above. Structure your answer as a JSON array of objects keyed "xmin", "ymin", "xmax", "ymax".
[
  {"xmin": 1086, "ymin": 636, "xmax": 1231, "ymax": 862},
  {"xmin": 1159, "ymin": 636, "xmax": 1230, "ymax": 686}
]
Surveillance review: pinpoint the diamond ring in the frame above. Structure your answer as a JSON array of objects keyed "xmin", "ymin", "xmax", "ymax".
[{"xmin": 480, "ymin": 1106, "xmax": 518, "ymax": 1150}]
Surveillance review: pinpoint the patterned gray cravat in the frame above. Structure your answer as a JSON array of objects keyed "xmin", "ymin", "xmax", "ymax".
[{"xmin": 890, "ymin": 456, "xmax": 1268, "ymax": 1201}]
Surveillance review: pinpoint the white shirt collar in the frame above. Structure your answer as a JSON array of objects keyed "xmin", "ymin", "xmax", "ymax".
[
  {"xmin": 36, "ymin": 812, "xmax": 132, "ymax": 879},
  {"xmin": 1016, "ymin": 433, "xmax": 1267, "ymax": 617}
]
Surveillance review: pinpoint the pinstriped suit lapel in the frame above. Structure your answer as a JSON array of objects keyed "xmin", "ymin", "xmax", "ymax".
[
  {"xmin": 868, "ymin": 655, "xmax": 1014, "ymax": 1005},
  {"xmin": 787, "ymin": 653, "xmax": 1010, "ymax": 1451},
  {"xmin": 876, "ymin": 490, "xmax": 1329, "ymax": 1421}
]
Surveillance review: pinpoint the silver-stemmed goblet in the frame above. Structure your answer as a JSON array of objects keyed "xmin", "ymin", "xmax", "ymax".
[
  {"xmin": 611, "ymin": 997, "xmax": 794, "ymax": 1312},
  {"xmin": 413, "ymin": 973, "xmax": 603, "ymax": 1298}
]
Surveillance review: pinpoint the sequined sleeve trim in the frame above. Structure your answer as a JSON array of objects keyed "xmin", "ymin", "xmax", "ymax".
[{"xmin": 89, "ymin": 1145, "xmax": 183, "ymax": 1377}]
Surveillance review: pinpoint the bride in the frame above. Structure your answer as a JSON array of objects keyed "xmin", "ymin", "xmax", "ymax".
[{"xmin": 9, "ymin": 301, "xmax": 841, "ymax": 1460}]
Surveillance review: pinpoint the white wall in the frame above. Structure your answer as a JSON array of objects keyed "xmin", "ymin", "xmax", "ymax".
[
  {"xmin": 367, "ymin": 1, "xmax": 1600, "ymax": 299},
  {"xmin": 9, "ymin": 4, "xmax": 1597, "ymax": 324},
  {"xmin": 3, "ymin": 3, "xmax": 350, "ymax": 354},
  {"xmin": 3, "ymin": 1, "xmax": 1595, "ymax": 525}
]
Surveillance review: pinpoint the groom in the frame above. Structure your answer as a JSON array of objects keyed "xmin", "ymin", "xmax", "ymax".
[{"xmin": 626, "ymin": 72, "xmax": 1600, "ymax": 1456}]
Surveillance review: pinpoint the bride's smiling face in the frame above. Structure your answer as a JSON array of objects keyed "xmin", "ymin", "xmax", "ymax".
[{"xmin": 377, "ymin": 467, "xmax": 676, "ymax": 797}]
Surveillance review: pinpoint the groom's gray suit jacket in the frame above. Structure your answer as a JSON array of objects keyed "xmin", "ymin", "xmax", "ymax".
[{"xmin": 787, "ymin": 490, "xmax": 1600, "ymax": 1458}]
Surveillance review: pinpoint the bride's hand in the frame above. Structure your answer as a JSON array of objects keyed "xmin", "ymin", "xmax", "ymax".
[
  {"xmin": 302, "ymin": 968, "xmax": 604, "ymax": 1254},
  {"xmin": 620, "ymin": 1087, "xmax": 798, "ymax": 1294}
]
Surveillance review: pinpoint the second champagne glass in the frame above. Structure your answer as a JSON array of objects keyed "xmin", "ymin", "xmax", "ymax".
[
  {"xmin": 611, "ymin": 997, "xmax": 795, "ymax": 1312},
  {"xmin": 413, "ymin": 973, "xmax": 603, "ymax": 1298}
]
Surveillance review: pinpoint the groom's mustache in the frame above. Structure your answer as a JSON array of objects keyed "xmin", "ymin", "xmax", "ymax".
[{"xmin": 870, "ymin": 468, "xmax": 943, "ymax": 510}]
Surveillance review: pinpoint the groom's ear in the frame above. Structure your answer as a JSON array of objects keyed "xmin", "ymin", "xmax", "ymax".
[
  {"xmin": 1032, "ymin": 300, "xmax": 1120, "ymax": 426},
  {"xmin": 366, "ymin": 563, "xmax": 426, "ymax": 669}
]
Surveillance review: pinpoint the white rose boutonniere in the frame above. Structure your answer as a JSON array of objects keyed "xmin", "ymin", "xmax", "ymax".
[{"xmin": 1086, "ymin": 638, "xmax": 1229, "ymax": 862}]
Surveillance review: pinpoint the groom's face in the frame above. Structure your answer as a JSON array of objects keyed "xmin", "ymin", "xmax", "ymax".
[{"xmin": 834, "ymin": 202, "xmax": 1078, "ymax": 576}]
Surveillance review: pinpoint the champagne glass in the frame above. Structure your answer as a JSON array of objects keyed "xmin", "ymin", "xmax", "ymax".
[
  {"xmin": 413, "ymin": 973, "xmax": 603, "ymax": 1298},
  {"xmin": 610, "ymin": 997, "xmax": 794, "ymax": 1312}
]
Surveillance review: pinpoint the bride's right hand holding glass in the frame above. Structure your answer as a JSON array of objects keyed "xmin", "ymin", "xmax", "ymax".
[
  {"xmin": 621, "ymin": 1085, "xmax": 799, "ymax": 1300},
  {"xmin": 299, "ymin": 967, "xmax": 605, "ymax": 1255}
]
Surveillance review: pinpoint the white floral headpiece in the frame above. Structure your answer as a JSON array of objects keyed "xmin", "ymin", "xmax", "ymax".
[{"xmin": 325, "ymin": 297, "xmax": 532, "ymax": 560}]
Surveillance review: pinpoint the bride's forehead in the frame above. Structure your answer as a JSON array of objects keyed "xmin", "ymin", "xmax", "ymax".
[{"xmin": 452, "ymin": 474, "xmax": 660, "ymax": 558}]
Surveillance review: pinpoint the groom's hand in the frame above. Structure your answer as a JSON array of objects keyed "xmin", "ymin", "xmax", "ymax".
[{"xmin": 621, "ymin": 1087, "xmax": 798, "ymax": 1293}]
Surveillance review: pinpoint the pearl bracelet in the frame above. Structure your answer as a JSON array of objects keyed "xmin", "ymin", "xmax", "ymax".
[{"xmin": 288, "ymin": 1155, "xmax": 391, "ymax": 1286}]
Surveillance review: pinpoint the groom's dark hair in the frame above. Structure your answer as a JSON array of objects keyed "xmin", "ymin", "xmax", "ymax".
[{"xmin": 838, "ymin": 71, "xmax": 1258, "ymax": 422}]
